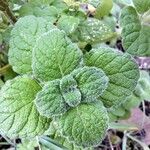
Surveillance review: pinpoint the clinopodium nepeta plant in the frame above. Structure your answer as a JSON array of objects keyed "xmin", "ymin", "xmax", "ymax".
[{"xmin": 1, "ymin": 0, "xmax": 150, "ymax": 148}]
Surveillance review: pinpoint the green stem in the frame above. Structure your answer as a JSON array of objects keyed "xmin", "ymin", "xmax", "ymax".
[
  {"xmin": 109, "ymin": 122, "xmax": 139, "ymax": 131},
  {"xmin": 122, "ymin": 131, "xmax": 127, "ymax": 150},
  {"xmin": 0, "ymin": 64, "xmax": 11, "ymax": 75}
]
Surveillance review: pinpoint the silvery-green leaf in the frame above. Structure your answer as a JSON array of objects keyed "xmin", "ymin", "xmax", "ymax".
[
  {"xmin": 120, "ymin": 6, "xmax": 150, "ymax": 56},
  {"xmin": 57, "ymin": 15, "xmax": 80, "ymax": 35},
  {"xmin": 133, "ymin": 0, "xmax": 150, "ymax": 14},
  {"xmin": 8, "ymin": 15, "xmax": 55, "ymax": 74},
  {"xmin": 72, "ymin": 66, "xmax": 109, "ymax": 103},
  {"xmin": 59, "ymin": 102, "xmax": 109, "ymax": 147},
  {"xmin": 32, "ymin": 29, "xmax": 83, "ymax": 81},
  {"xmin": 0, "ymin": 76, "xmax": 51, "ymax": 138},
  {"xmin": 84, "ymin": 47, "xmax": 139, "ymax": 108},
  {"xmin": 19, "ymin": 3, "xmax": 58, "ymax": 22},
  {"xmin": 60, "ymin": 75, "xmax": 81, "ymax": 107},
  {"xmin": 78, "ymin": 18, "xmax": 116, "ymax": 44},
  {"xmin": 35, "ymin": 80, "xmax": 68, "ymax": 118}
]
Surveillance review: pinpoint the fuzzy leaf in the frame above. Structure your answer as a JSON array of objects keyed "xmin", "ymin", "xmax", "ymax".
[
  {"xmin": 19, "ymin": 3, "xmax": 58, "ymax": 22},
  {"xmin": 132, "ymin": 0, "xmax": 150, "ymax": 14},
  {"xmin": 51, "ymin": 133, "xmax": 94, "ymax": 150},
  {"xmin": 59, "ymin": 102, "xmax": 109, "ymax": 147},
  {"xmin": 120, "ymin": 6, "xmax": 150, "ymax": 56},
  {"xmin": 78, "ymin": 18, "xmax": 116, "ymax": 44},
  {"xmin": 84, "ymin": 47, "xmax": 139, "ymax": 108},
  {"xmin": 72, "ymin": 66, "xmax": 109, "ymax": 103},
  {"xmin": 35, "ymin": 80, "xmax": 68, "ymax": 118},
  {"xmin": 95, "ymin": 0, "xmax": 113, "ymax": 19},
  {"xmin": 32, "ymin": 29, "xmax": 83, "ymax": 81},
  {"xmin": 8, "ymin": 15, "xmax": 55, "ymax": 74},
  {"xmin": 57, "ymin": 15, "xmax": 80, "ymax": 35},
  {"xmin": 0, "ymin": 76, "xmax": 51, "ymax": 138},
  {"xmin": 60, "ymin": 75, "xmax": 81, "ymax": 107}
]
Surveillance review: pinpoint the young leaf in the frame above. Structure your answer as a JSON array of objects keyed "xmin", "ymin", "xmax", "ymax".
[
  {"xmin": 32, "ymin": 29, "xmax": 83, "ymax": 81},
  {"xmin": 78, "ymin": 18, "xmax": 116, "ymax": 44},
  {"xmin": 84, "ymin": 47, "xmax": 139, "ymax": 108},
  {"xmin": 8, "ymin": 15, "xmax": 55, "ymax": 74},
  {"xmin": 57, "ymin": 15, "xmax": 80, "ymax": 35},
  {"xmin": 120, "ymin": 6, "xmax": 150, "ymax": 56},
  {"xmin": 35, "ymin": 80, "xmax": 68, "ymax": 118},
  {"xmin": 132, "ymin": 0, "xmax": 150, "ymax": 14},
  {"xmin": 60, "ymin": 75, "xmax": 81, "ymax": 107},
  {"xmin": 72, "ymin": 66, "xmax": 109, "ymax": 103},
  {"xmin": 0, "ymin": 76, "xmax": 51, "ymax": 138},
  {"xmin": 95, "ymin": 0, "xmax": 113, "ymax": 19},
  {"xmin": 59, "ymin": 102, "xmax": 109, "ymax": 147}
]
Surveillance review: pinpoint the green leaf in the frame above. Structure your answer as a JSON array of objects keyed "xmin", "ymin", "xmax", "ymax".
[
  {"xmin": 72, "ymin": 66, "xmax": 109, "ymax": 103},
  {"xmin": 123, "ymin": 94, "xmax": 142, "ymax": 110},
  {"xmin": 35, "ymin": 80, "xmax": 68, "ymax": 118},
  {"xmin": 39, "ymin": 136, "xmax": 67, "ymax": 150},
  {"xmin": 60, "ymin": 75, "xmax": 81, "ymax": 107},
  {"xmin": 32, "ymin": 29, "xmax": 83, "ymax": 81},
  {"xmin": 59, "ymin": 102, "xmax": 109, "ymax": 147},
  {"xmin": 84, "ymin": 47, "xmax": 139, "ymax": 108},
  {"xmin": 51, "ymin": 0, "xmax": 68, "ymax": 13},
  {"xmin": 120, "ymin": 6, "xmax": 150, "ymax": 56},
  {"xmin": 134, "ymin": 70, "xmax": 150, "ymax": 101},
  {"xmin": 19, "ymin": 3, "xmax": 58, "ymax": 23},
  {"xmin": 0, "ymin": 76, "xmax": 51, "ymax": 138},
  {"xmin": 51, "ymin": 133, "xmax": 94, "ymax": 150},
  {"xmin": 108, "ymin": 113, "xmax": 118, "ymax": 122},
  {"xmin": 57, "ymin": 15, "xmax": 80, "ymax": 35},
  {"xmin": 8, "ymin": 15, "xmax": 55, "ymax": 74},
  {"xmin": 28, "ymin": 0, "xmax": 54, "ymax": 5},
  {"xmin": 111, "ymin": 106, "xmax": 126, "ymax": 117},
  {"xmin": 132, "ymin": 0, "xmax": 150, "ymax": 14},
  {"xmin": 78, "ymin": 18, "xmax": 116, "ymax": 44},
  {"xmin": 88, "ymin": 0, "xmax": 100, "ymax": 7},
  {"xmin": 95, "ymin": 0, "xmax": 113, "ymax": 19}
]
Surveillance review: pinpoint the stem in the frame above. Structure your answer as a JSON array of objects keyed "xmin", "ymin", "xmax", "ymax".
[
  {"xmin": 109, "ymin": 122, "xmax": 139, "ymax": 131},
  {"xmin": 141, "ymin": 100, "xmax": 146, "ymax": 129},
  {"xmin": 107, "ymin": 134, "xmax": 114, "ymax": 150},
  {"xmin": 126, "ymin": 133, "xmax": 149, "ymax": 150},
  {"xmin": 0, "ymin": 132, "xmax": 16, "ymax": 147},
  {"xmin": 0, "ymin": 0, "xmax": 17, "ymax": 24},
  {"xmin": 0, "ymin": 64, "xmax": 11, "ymax": 75},
  {"xmin": 36, "ymin": 136, "xmax": 42, "ymax": 150},
  {"xmin": 5, "ymin": 7, "xmax": 17, "ymax": 24},
  {"xmin": 122, "ymin": 131, "xmax": 127, "ymax": 150}
]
